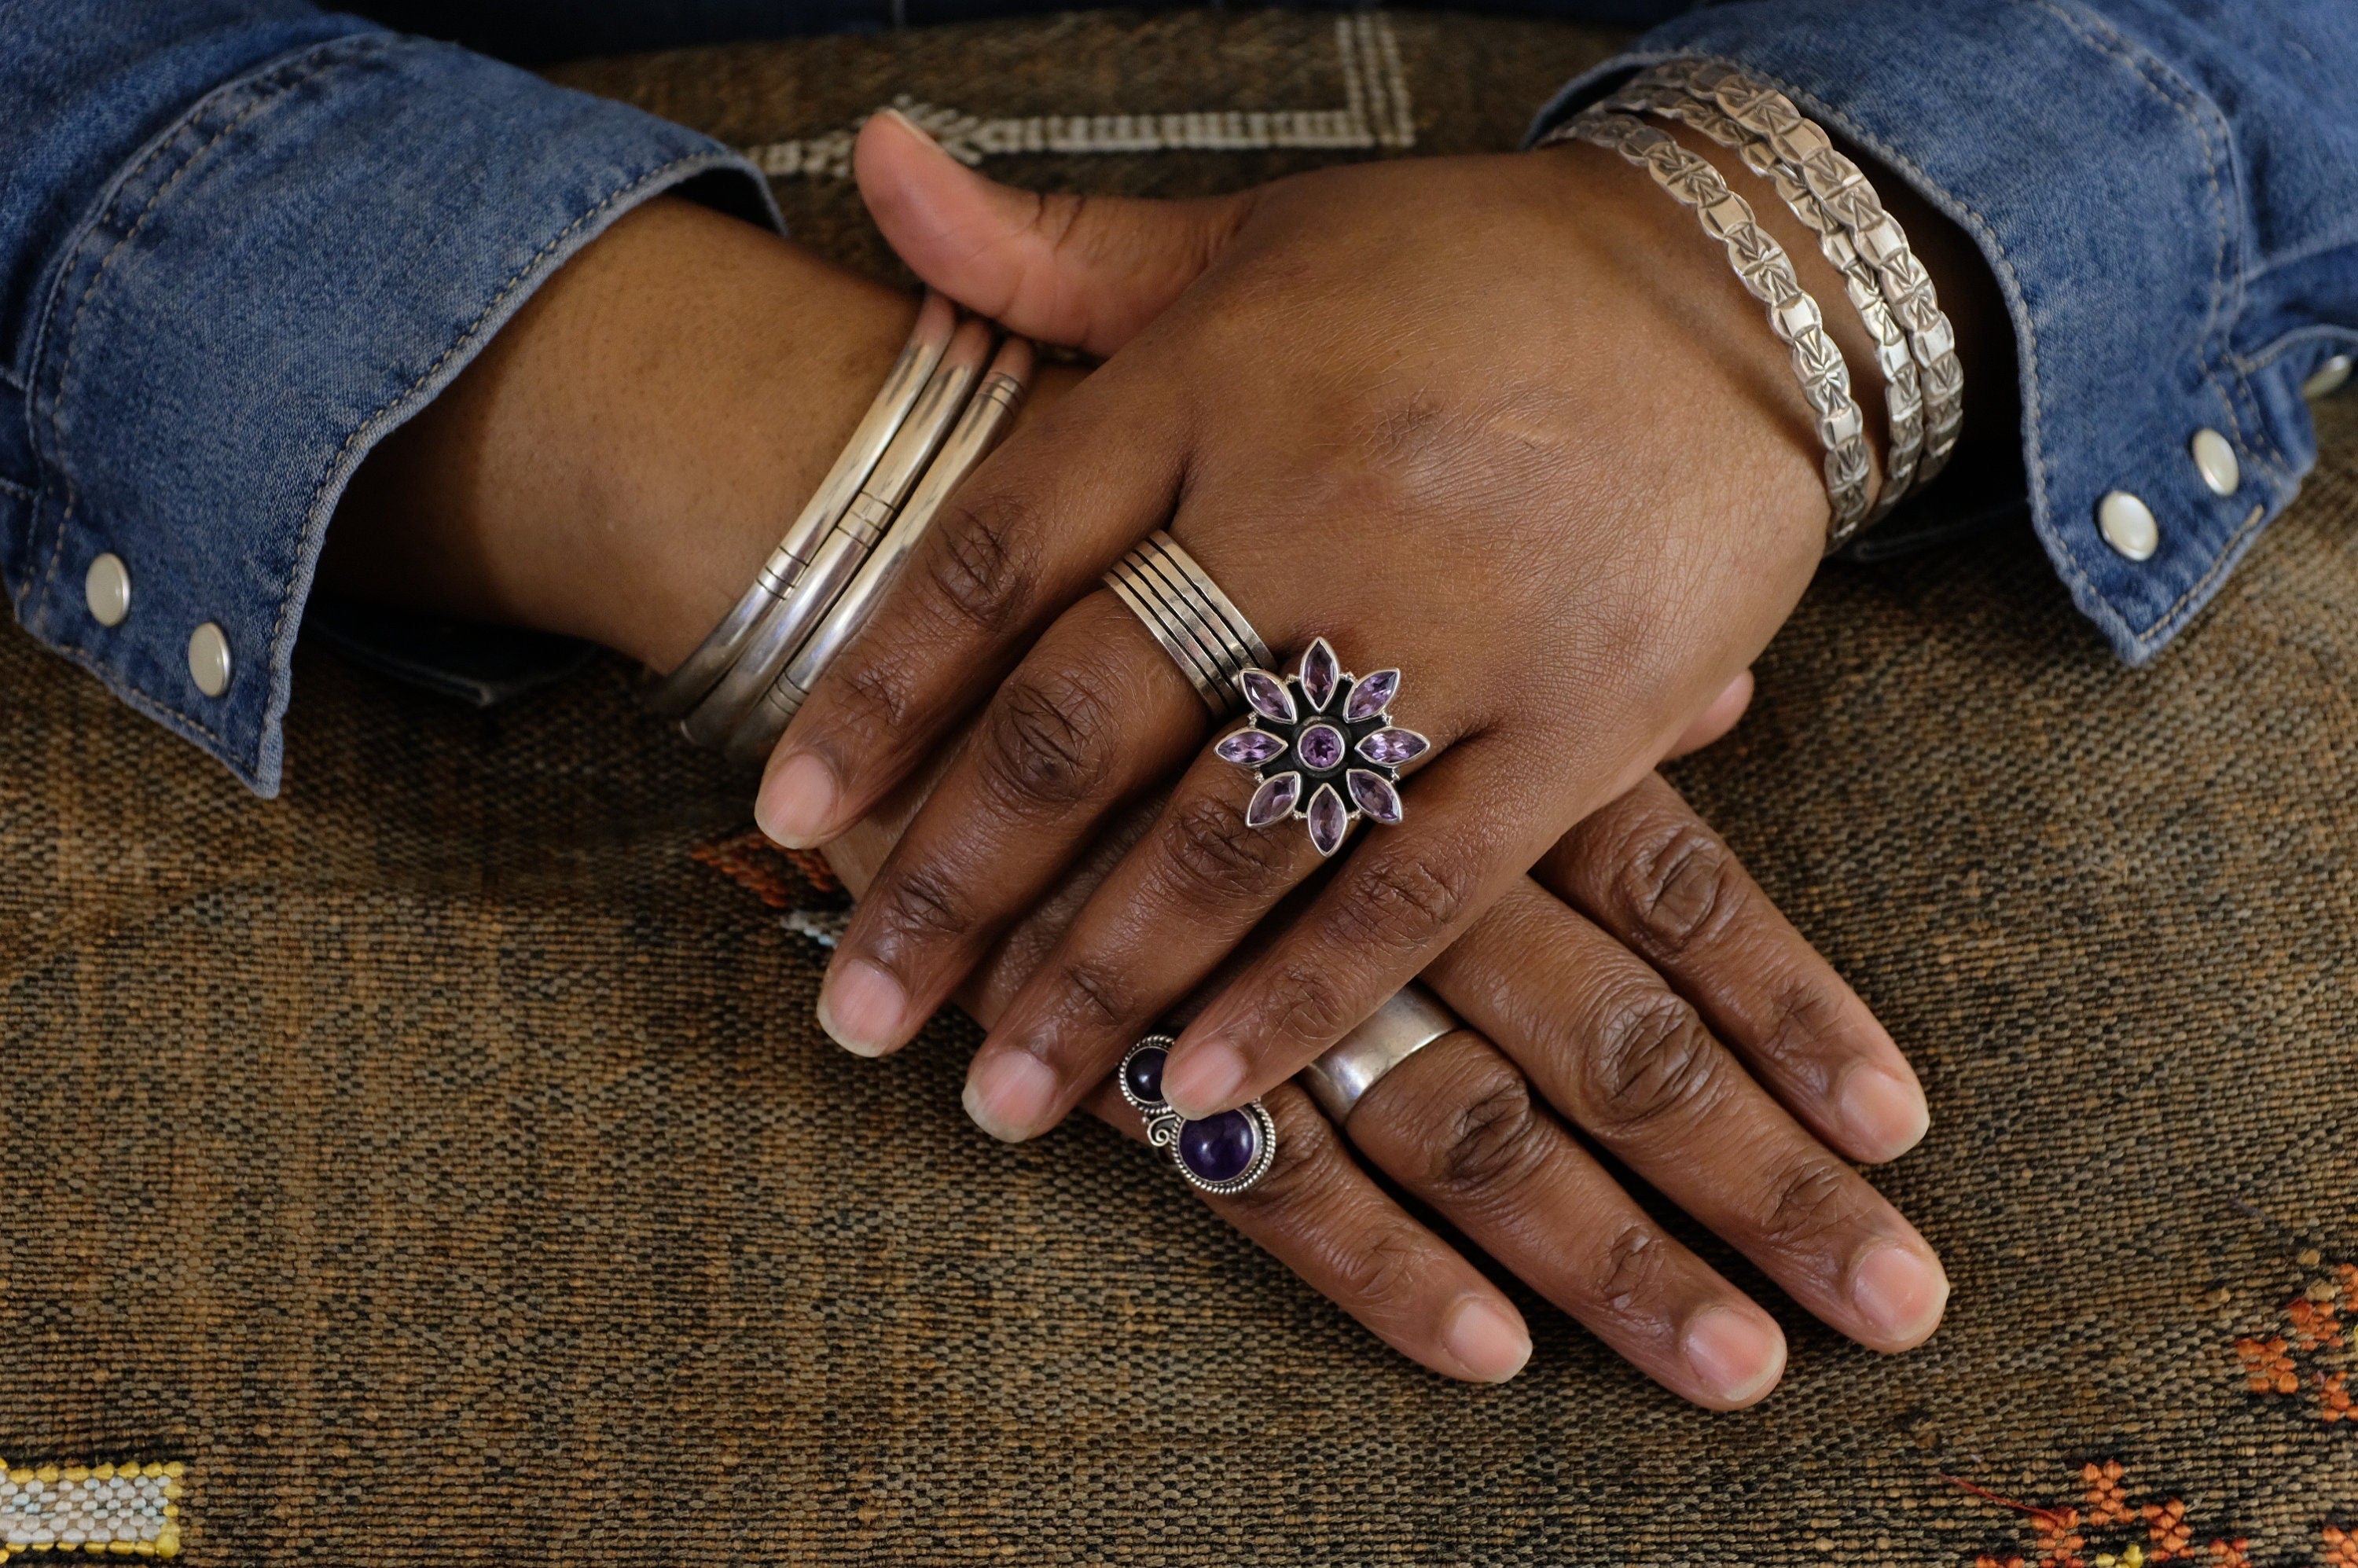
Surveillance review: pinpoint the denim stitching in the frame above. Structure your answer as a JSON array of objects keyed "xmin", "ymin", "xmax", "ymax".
[
  {"xmin": 0, "ymin": 475, "xmax": 30, "ymax": 501},
  {"xmin": 259, "ymin": 153, "xmax": 746, "ymax": 718},
  {"xmin": 28, "ymin": 39, "xmax": 389, "ymax": 630},
  {"xmin": 2239, "ymin": 324, "xmax": 2358, "ymax": 376}
]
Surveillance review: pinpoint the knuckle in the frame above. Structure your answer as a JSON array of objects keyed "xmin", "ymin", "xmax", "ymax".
[
  {"xmin": 921, "ymin": 490, "xmax": 1034, "ymax": 638},
  {"xmin": 978, "ymin": 666, "xmax": 1120, "ymax": 811},
  {"xmin": 1328, "ymin": 1228, "xmax": 1431, "ymax": 1322},
  {"xmin": 1157, "ymin": 791, "xmax": 1298, "ymax": 905},
  {"xmin": 1257, "ymin": 960, "xmax": 1363, "ymax": 1055},
  {"xmin": 1592, "ymin": 1222, "xmax": 1670, "ymax": 1314},
  {"xmin": 1034, "ymin": 956, "xmax": 1132, "ymax": 1036},
  {"xmin": 1752, "ymin": 1155, "xmax": 1867, "ymax": 1255},
  {"xmin": 1428, "ymin": 1072, "xmax": 1554, "ymax": 1198},
  {"xmin": 1580, "ymin": 984, "xmax": 1726, "ymax": 1138},
  {"xmin": 865, "ymin": 862, "xmax": 973, "ymax": 955},
  {"xmin": 831, "ymin": 654, "xmax": 916, "ymax": 736},
  {"xmin": 1609, "ymin": 816, "xmax": 1749, "ymax": 960},
  {"xmin": 1750, "ymin": 975, "xmax": 1849, "ymax": 1078},
  {"xmin": 1225, "ymin": 1104, "xmax": 1339, "ymax": 1214},
  {"xmin": 1324, "ymin": 850, "xmax": 1475, "ymax": 958}
]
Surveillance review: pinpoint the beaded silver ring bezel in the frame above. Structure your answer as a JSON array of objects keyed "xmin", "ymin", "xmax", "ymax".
[{"xmin": 1118, "ymin": 1035, "xmax": 1280, "ymax": 1198}]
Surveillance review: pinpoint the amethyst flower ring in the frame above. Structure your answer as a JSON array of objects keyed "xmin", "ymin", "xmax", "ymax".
[{"xmin": 1211, "ymin": 637, "xmax": 1430, "ymax": 857}]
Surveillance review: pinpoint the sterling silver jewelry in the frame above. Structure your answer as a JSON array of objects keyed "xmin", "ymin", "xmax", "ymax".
[
  {"xmin": 1119, "ymin": 1034, "xmax": 1279, "ymax": 1195},
  {"xmin": 1603, "ymin": 66, "xmax": 1929, "ymax": 531},
  {"xmin": 1691, "ymin": 63, "xmax": 1964, "ymax": 495},
  {"xmin": 641, "ymin": 292, "xmax": 958, "ymax": 718},
  {"xmin": 725, "ymin": 336, "xmax": 1035, "ymax": 759},
  {"xmin": 1541, "ymin": 108, "xmax": 1875, "ymax": 545},
  {"xmin": 1298, "ymin": 984, "xmax": 1461, "ymax": 1122},
  {"xmin": 1215, "ymin": 636, "xmax": 1427, "ymax": 857},
  {"xmin": 678, "ymin": 315, "xmax": 998, "ymax": 747},
  {"xmin": 1104, "ymin": 531, "xmax": 1274, "ymax": 714}
]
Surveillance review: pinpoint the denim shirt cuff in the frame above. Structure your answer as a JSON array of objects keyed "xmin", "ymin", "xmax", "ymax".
[
  {"xmin": 1535, "ymin": 0, "xmax": 2343, "ymax": 666},
  {"xmin": 7, "ymin": 31, "xmax": 780, "ymax": 795}
]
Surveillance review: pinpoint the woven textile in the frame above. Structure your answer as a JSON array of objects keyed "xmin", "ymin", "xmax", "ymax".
[{"xmin": 4, "ymin": 11, "xmax": 2354, "ymax": 1562}]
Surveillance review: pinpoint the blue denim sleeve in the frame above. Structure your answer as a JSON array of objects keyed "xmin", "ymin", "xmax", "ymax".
[
  {"xmin": 1540, "ymin": 0, "xmax": 2358, "ymax": 664},
  {"xmin": 0, "ymin": 2, "xmax": 780, "ymax": 794}
]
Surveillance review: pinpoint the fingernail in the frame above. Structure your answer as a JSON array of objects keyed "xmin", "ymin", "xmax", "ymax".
[
  {"xmin": 1850, "ymin": 1243, "xmax": 1950, "ymax": 1347},
  {"xmin": 1162, "ymin": 1039, "xmax": 1248, "ymax": 1119},
  {"xmin": 756, "ymin": 751, "xmax": 839, "ymax": 848},
  {"xmin": 1680, "ymin": 1307, "xmax": 1786, "ymax": 1407},
  {"xmin": 1442, "ymin": 1297, "xmax": 1532, "ymax": 1384},
  {"xmin": 877, "ymin": 105, "xmax": 942, "ymax": 149},
  {"xmin": 1838, "ymin": 1065, "xmax": 1930, "ymax": 1161},
  {"xmin": 962, "ymin": 1050, "xmax": 1060, "ymax": 1142},
  {"xmin": 816, "ymin": 958, "xmax": 910, "ymax": 1058}
]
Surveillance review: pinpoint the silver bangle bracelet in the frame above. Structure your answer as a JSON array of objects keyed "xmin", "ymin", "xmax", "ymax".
[
  {"xmin": 641, "ymin": 292, "xmax": 958, "ymax": 718},
  {"xmin": 725, "ymin": 336, "xmax": 1035, "ymax": 759},
  {"xmin": 1544, "ymin": 110, "xmax": 1876, "ymax": 544},
  {"xmin": 1603, "ymin": 68, "xmax": 1929, "ymax": 531},
  {"xmin": 677, "ymin": 316, "xmax": 998, "ymax": 748},
  {"xmin": 1688, "ymin": 62, "xmax": 1965, "ymax": 496}
]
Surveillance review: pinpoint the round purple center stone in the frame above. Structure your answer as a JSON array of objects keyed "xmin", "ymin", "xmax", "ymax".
[
  {"xmin": 1298, "ymin": 722, "xmax": 1345, "ymax": 773},
  {"xmin": 1178, "ymin": 1110, "xmax": 1260, "ymax": 1184},
  {"xmin": 1125, "ymin": 1045, "xmax": 1167, "ymax": 1105}
]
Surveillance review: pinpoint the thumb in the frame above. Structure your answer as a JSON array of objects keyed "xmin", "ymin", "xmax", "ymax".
[{"xmin": 854, "ymin": 107, "xmax": 1256, "ymax": 357}]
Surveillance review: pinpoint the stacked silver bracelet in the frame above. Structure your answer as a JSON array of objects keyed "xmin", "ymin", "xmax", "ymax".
[
  {"xmin": 644, "ymin": 296, "xmax": 1034, "ymax": 757},
  {"xmin": 1543, "ymin": 61, "xmax": 1963, "ymax": 552}
]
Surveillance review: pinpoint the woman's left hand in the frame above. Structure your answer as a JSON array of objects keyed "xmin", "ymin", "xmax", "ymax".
[{"xmin": 758, "ymin": 111, "xmax": 1915, "ymax": 1133}]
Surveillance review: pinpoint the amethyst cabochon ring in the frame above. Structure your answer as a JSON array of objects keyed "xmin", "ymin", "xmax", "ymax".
[
  {"xmin": 1214, "ymin": 637, "xmax": 1430, "ymax": 857},
  {"xmin": 1120, "ymin": 1036, "xmax": 1280, "ymax": 1195}
]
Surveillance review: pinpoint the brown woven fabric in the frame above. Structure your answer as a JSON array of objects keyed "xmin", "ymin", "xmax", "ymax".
[{"xmin": 5, "ymin": 11, "xmax": 2354, "ymax": 1562}]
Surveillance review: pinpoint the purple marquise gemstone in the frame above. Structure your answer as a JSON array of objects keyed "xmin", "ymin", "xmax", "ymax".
[
  {"xmin": 1346, "ymin": 769, "xmax": 1403, "ymax": 824},
  {"xmin": 1246, "ymin": 771, "xmax": 1302, "ymax": 828},
  {"xmin": 1297, "ymin": 722, "xmax": 1345, "ymax": 772},
  {"xmin": 1345, "ymin": 667, "xmax": 1399, "ymax": 722},
  {"xmin": 1357, "ymin": 727, "xmax": 1430, "ymax": 767},
  {"xmin": 1306, "ymin": 783, "xmax": 1349, "ymax": 856},
  {"xmin": 1178, "ymin": 1110, "xmax": 1259, "ymax": 1184},
  {"xmin": 1299, "ymin": 637, "xmax": 1339, "ymax": 711},
  {"xmin": 1239, "ymin": 669, "xmax": 1295, "ymax": 724},
  {"xmin": 1214, "ymin": 728, "xmax": 1286, "ymax": 768},
  {"xmin": 1124, "ymin": 1045, "xmax": 1167, "ymax": 1105}
]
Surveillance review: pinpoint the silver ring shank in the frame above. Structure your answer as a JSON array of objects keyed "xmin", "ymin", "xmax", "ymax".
[{"xmin": 1298, "ymin": 984, "xmax": 1462, "ymax": 1124}]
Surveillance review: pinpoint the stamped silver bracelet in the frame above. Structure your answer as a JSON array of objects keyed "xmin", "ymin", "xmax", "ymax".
[
  {"xmin": 641, "ymin": 292, "xmax": 958, "ymax": 718},
  {"xmin": 1603, "ymin": 68, "xmax": 1928, "ymax": 532},
  {"xmin": 1688, "ymin": 62, "xmax": 1965, "ymax": 496},
  {"xmin": 726, "ymin": 336, "xmax": 1034, "ymax": 758},
  {"xmin": 678, "ymin": 316, "xmax": 998, "ymax": 748},
  {"xmin": 1541, "ymin": 110, "xmax": 1875, "ymax": 542}
]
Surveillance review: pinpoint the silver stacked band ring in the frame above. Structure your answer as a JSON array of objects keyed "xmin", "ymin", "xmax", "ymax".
[
  {"xmin": 1104, "ymin": 531, "xmax": 1274, "ymax": 714},
  {"xmin": 1298, "ymin": 983, "xmax": 1463, "ymax": 1123},
  {"xmin": 1603, "ymin": 68, "xmax": 1930, "ymax": 527},
  {"xmin": 641, "ymin": 292, "xmax": 958, "ymax": 718},
  {"xmin": 1543, "ymin": 110, "xmax": 1876, "ymax": 544},
  {"xmin": 679, "ymin": 316, "xmax": 998, "ymax": 747},
  {"xmin": 727, "ymin": 336, "xmax": 1035, "ymax": 759}
]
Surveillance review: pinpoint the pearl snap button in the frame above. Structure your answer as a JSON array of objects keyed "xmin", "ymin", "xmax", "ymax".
[
  {"xmin": 2097, "ymin": 491, "xmax": 2158, "ymax": 562},
  {"xmin": 187, "ymin": 622, "xmax": 232, "ymax": 698},
  {"xmin": 83, "ymin": 553, "xmax": 130, "ymax": 628},
  {"xmin": 2304, "ymin": 354, "xmax": 2352, "ymax": 400},
  {"xmin": 2190, "ymin": 428, "xmax": 2240, "ymax": 498}
]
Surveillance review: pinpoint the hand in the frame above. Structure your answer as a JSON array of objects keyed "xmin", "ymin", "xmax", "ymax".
[
  {"xmin": 762, "ymin": 111, "xmax": 1995, "ymax": 1136},
  {"xmin": 826, "ymin": 690, "xmax": 1944, "ymax": 1404}
]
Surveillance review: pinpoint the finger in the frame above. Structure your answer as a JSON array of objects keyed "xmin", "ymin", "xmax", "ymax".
[
  {"xmin": 1077, "ymin": 1078, "xmax": 1533, "ymax": 1383},
  {"xmin": 814, "ymin": 592, "xmax": 1203, "ymax": 1056},
  {"xmin": 1537, "ymin": 773, "xmax": 1927, "ymax": 1162},
  {"xmin": 1344, "ymin": 1027, "xmax": 1787, "ymax": 1408},
  {"xmin": 1663, "ymin": 670, "xmax": 1753, "ymax": 759},
  {"xmin": 758, "ymin": 370, "xmax": 1184, "ymax": 850},
  {"xmin": 1423, "ymin": 879, "xmax": 1948, "ymax": 1352},
  {"xmin": 959, "ymin": 735, "xmax": 1333, "ymax": 1142},
  {"xmin": 1162, "ymin": 737, "xmax": 1548, "ymax": 1120},
  {"xmin": 855, "ymin": 108, "xmax": 1256, "ymax": 357}
]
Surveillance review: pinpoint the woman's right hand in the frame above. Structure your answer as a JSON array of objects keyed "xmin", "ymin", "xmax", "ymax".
[{"xmin": 828, "ymin": 698, "xmax": 1944, "ymax": 1405}]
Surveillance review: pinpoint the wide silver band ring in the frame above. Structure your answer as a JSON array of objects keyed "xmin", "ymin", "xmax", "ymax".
[
  {"xmin": 1298, "ymin": 983, "xmax": 1462, "ymax": 1124},
  {"xmin": 1104, "ymin": 531, "xmax": 1273, "ymax": 714}
]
